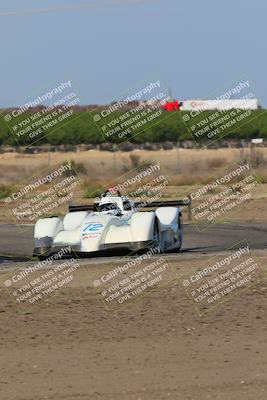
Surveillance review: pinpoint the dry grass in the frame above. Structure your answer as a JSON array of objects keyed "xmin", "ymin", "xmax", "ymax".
[
  {"xmin": 0, "ymin": 147, "xmax": 267, "ymax": 198},
  {"xmin": 2, "ymin": 147, "xmax": 266, "ymax": 185}
]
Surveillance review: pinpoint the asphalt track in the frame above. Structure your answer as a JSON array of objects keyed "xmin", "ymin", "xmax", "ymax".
[{"xmin": 0, "ymin": 222, "xmax": 266, "ymax": 265}]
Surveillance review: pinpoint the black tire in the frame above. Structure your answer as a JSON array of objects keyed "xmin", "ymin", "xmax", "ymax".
[
  {"xmin": 153, "ymin": 218, "xmax": 161, "ymax": 249},
  {"xmin": 176, "ymin": 214, "xmax": 183, "ymax": 251},
  {"xmin": 33, "ymin": 246, "xmax": 51, "ymax": 260},
  {"xmin": 38, "ymin": 255, "xmax": 48, "ymax": 261}
]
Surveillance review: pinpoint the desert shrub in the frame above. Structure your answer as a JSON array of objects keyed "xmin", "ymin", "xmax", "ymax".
[
  {"xmin": 0, "ymin": 185, "xmax": 13, "ymax": 199},
  {"xmin": 250, "ymin": 149, "xmax": 267, "ymax": 168},
  {"xmin": 207, "ymin": 157, "xmax": 227, "ymax": 169},
  {"xmin": 168, "ymin": 175, "xmax": 205, "ymax": 186},
  {"xmin": 238, "ymin": 148, "xmax": 267, "ymax": 168},
  {"xmin": 122, "ymin": 154, "xmax": 153, "ymax": 172},
  {"xmin": 253, "ymin": 170, "xmax": 267, "ymax": 184},
  {"xmin": 84, "ymin": 186, "xmax": 105, "ymax": 199},
  {"xmin": 62, "ymin": 160, "xmax": 87, "ymax": 176}
]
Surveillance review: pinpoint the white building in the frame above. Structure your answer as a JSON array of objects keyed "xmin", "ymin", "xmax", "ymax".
[{"xmin": 180, "ymin": 99, "xmax": 259, "ymax": 112}]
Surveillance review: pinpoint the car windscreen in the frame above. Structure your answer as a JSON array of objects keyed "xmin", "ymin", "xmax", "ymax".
[{"xmin": 98, "ymin": 203, "xmax": 119, "ymax": 212}]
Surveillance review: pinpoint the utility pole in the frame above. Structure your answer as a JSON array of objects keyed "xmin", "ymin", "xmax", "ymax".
[{"xmin": 168, "ymin": 87, "xmax": 172, "ymax": 101}]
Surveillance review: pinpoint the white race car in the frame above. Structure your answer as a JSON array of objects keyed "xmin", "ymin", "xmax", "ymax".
[{"xmin": 33, "ymin": 190, "xmax": 190, "ymax": 259}]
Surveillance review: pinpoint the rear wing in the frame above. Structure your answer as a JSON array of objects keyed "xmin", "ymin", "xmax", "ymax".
[
  {"xmin": 69, "ymin": 197, "xmax": 191, "ymax": 213},
  {"xmin": 69, "ymin": 204, "xmax": 95, "ymax": 212},
  {"xmin": 134, "ymin": 197, "xmax": 192, "ymax": 220},
  {"xmin": 134, "ymin": 198, "xmax": 191, "ymax": 209}
]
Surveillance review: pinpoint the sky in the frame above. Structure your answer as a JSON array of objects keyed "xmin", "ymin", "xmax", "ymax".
[{"xmin": 0, "ymin": 0, "xmax": 266, "ymax": 107}]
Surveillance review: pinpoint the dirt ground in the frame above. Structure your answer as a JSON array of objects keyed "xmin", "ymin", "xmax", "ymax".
[{"xmin": 0, "ymin": 254, "xmax": 267, "ymax": 400}]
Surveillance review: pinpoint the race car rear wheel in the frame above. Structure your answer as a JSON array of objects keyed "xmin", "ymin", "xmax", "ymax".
[
  {"xmin": 33, "ymin": 246, "xmax": 51, "ymax": 260},
  {"xmin": 176, "ymin": 214, "xmax": 183, "ymax": 251},
  {"xmin": 153, "ymin": 218, "xmax": 161, "ymax": 248}
]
